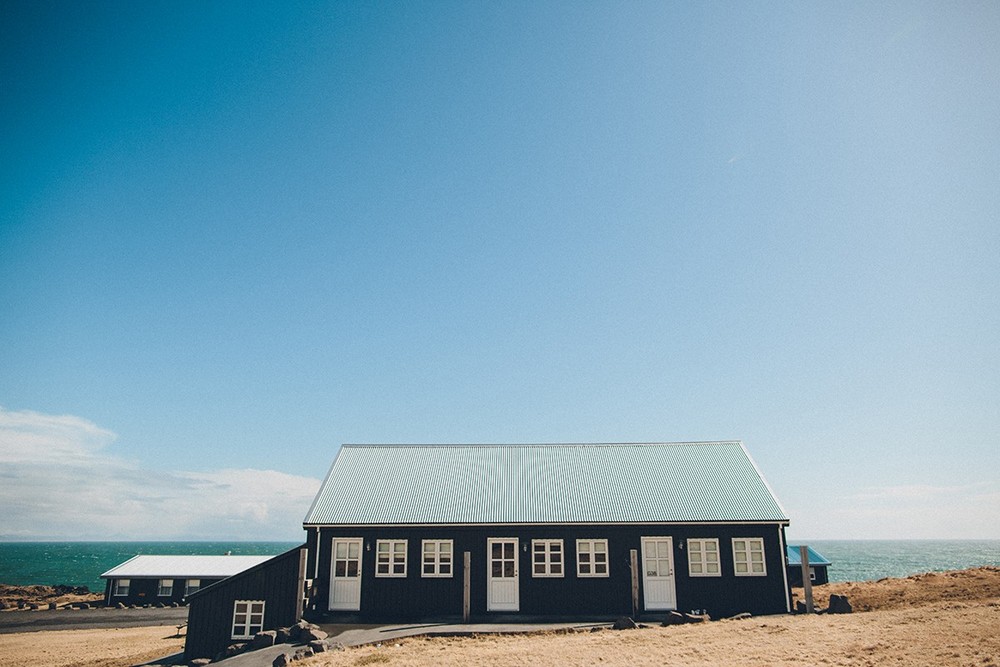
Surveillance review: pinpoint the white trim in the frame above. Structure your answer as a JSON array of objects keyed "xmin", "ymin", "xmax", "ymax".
[
  {"xmin": 575, "ymin": 539, "xmax": 609, "ymax": 577},
  {"xmin": 530, "ymin": 539, "xmax": 565, "ymax": 578},
  {"xmin": 231, "ymin": 599, "xmax": 265, "ymax": 640},
  {"xmin": 157, "ymin": 579, "xmax": 173, "ymax": 597},
  {"xmin": 420, "ymin": 539, "xmax": 454, "ymax": 578},
  {"xmin": 732, "ymin": 538, "xmax": 767, "ymax": 576},
  {"xmin": 777, "ymin": 526, "xmax": 791, "ymax": 612},
  {"xmin": 304, "ymin": 520, "xmax": 789, "ymax": 528},
  {"xmin": 375, "ymin": 539, "xmax": 408, "ymax": 577},
  {"xmin": 686, "ymin": 538, "xmax": 721, "ymax": 577}
]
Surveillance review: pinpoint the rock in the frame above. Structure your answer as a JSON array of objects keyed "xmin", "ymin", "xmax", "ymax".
[
  {"xmin": 276, "ymin": 627, "xmax": 290, "ymax": 643},
  {"xmin": 48, "ymin": 602, "xmax": 57, "ymax": 610},
  {"xmin": 590, "ymin": 626, "xmax": 603, "ymax": 632},
  {"xmin": 684, "ymin": 613, "xmax": 709, "ymax": 623},
  {"xmin": 189, "ymin": 659, "xmax": 211, "ymax": 666},
  {"xmin": 612, "ymin": 616, "xmax": 637, "ymax": 630},
  {"xmin": 727, "ymin": 612, "xmax": 752, "ymax": 621},
  {"xmin": 795, "ymin": 600, "xmax": 807, "ymax": 613},
  {"xmin": 28, "ymin": 603, "xmax": 39, "ymax": 610},
  {"xmin": 272, "ymin": 653, "xmax": 292, "ymax": 667},
  {"xmin": 300, "ymin": 626, "xmax": 328, "ymax": 642},
  {"xmin": 661, "ymin": 611, "xmax": 687, "ymax": 626},
  {"xmin": 251, "ymin": 630, "xmax": 277, "ymax": 650},
  {"xmin": 309, "ymin": 639, "xmax": 329, "ymax": 653},
  {"xmin": 827, "ymin": 594, "xmax": 853, "ymax": 614},
  {"xmin": 288, "ymin": 620, "xmax": 310, "ymax": 641},
  {"xmin": 293, "ymin": 646, "xmax": 315, "ymax": 660},
  {"xmin": 77, "ymin": 602, "xmax": 90, "ymax": 610},
  {"xmin": 115, "ymin": 602, "xmax": 126, "ymax": 609}
]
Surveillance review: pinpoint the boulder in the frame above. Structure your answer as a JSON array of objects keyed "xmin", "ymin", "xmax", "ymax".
[
  {"xmin": 287, "ymin": 620, "xmax": 311, "ymax": 641},
  {"xmin": 115, "ymin": 602, "xmax": 126, "ymax": 609},
  {"xmin": 293, "ymin": 646, "xmax": 315, "ymax": 660},
  {"xmin": 77, "ymin": 602, "xmax": 90, "ymax": 610},
  {"xmin": 795, "ymin": 600, "xmax": 807, "ymax": 613},
  {"xmin": 189, "ymin": 659, "xmax": 212, "ymax": 666},
  {"xmin": 727, "ymin": 612, "xmax": 752, "ymax": 621},
  {"xmin": 612, "ymin": 616, "xmax": 637, "ymax": 630},
  {"xmin": 827, "ymin": 594, "xmax": 852, "ymax": 614},
  {"xmin": 661, "ymin": 611, "xmax": 688, "ymax": 626},
  {"xmin": 275, "ymin": 627, "xmax": 290, "ymax": 643},
  {"xmin": 48, "ymin": 602, "xmax": 57, "ymax": 610},
  {"xmin": 309, "ymin": 639, "xmax": 329, "ymax": 653},
  {"xmin": 300, "ymin": 626, "xmax": 328, "ymax": 642},
  {"xmin": 272, "ymin": 653, "xmax": 292, "ymax": 667},
  {"xmin": 251, "ymin": 630, "xmax": 278, "ymax": 650}
]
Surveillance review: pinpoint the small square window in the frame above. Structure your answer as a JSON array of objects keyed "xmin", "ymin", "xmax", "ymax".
[
  {"xmin": 687, "ymin": 539, "xmax": 721, "ymax": 577},
  {"xmin": 576, "ymin": 539, "xmax": 609, "ymax": 577},
  {"xmin": 232, "ymin": 600, "xmax": 265, "ymax": 639},
  {"xmin": 113, "ymin": 579, "xmax": 130, "ymax": 596},
  {"xmin": 531, "ymin": 540, "xmax": 564, "ymax": 577},
  {"xmin": 185, "ymin": 579, "xmax": 201, "ymax": 596},
  {"xmin": 421, "ymin": 540, "xmax": 453, "ymax": 578},
  {"xmin": 158, "ymin": 579, "xmax": 173, "ymax": 596},
  {"xmin": 376, "ymin": 540, "xmax": 408, "ymax": 577},
  {"xmin": 732, "ymin": 538, "xmax": 766, "ymax": 576}
]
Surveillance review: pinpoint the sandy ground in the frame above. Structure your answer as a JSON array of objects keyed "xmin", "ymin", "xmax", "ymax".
[
  {"xmin": 0, "ymin": 625, "xmax": 184, "ymax": 667},
  {"xmin": 0, "ymin": 567, "xmax": 996, "ymax": 667}
]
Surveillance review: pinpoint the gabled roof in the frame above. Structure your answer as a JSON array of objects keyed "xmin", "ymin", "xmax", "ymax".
[
  {"xmin": 786, "ymin": 545, "xmax": 832, "ymax": 566},
  {"xmin": 100, "ymin": 555, "xmax": 273, "ymax": 579},
  {"xmin": 304, "ymin": 442, "xmax": 788, "ymax": 526}
]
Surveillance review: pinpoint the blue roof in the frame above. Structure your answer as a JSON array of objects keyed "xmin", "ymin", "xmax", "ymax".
[
  {"xmin": 304, "ymin": 442, "xmax": 788, "ymax": 526},
  {"xmin": 786, "ymin": 545, "xmax": 831, "ymax": 566}
]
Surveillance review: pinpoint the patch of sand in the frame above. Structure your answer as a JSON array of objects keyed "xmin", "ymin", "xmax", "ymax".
[{"xmin": 0, "ymin": 626, "xmax": 184, "ymax": 667}]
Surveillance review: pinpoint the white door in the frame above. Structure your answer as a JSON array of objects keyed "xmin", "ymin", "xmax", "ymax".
[
  {"xmin": 329, "ymin": 538, "xmax": 363, "ymax": 610},
  {"xmin": 487, "ymin": 538, "xmax": 519, "ymax": 611},
  {"xmin": 641, "ymin": 537, "xmax": 677, "ymax": 610}
]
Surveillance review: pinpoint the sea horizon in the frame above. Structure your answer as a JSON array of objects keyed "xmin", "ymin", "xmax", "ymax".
[{"xmin": 1, "ymin": 539, "xmax": 997, "ymax": 593}]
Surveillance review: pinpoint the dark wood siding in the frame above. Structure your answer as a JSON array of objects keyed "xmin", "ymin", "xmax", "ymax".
[
  {"xmin": 309, "ymin": 523, "xmax": 788, "ymax": 622},
  {"xmin": 184, "ymin": 547, "xmax": 306, "ymax": 661},
  {"xmin": 787, "ymin": 563, "xmax": 829, "ymax": 587},
  {"xmin": 102, "ymin": 577, "xmax": 222, "ymax": 606}
]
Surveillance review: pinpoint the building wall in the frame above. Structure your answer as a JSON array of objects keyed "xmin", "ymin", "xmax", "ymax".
[
  {"xmin": 307, "ymin": 523, "xmax": 789, "ymax": 621},
  {"xmin": 787, "ymin": 564, "xmax": 829, "ymax": 587},
  {"xmin": 184, "ymin": 547, "xmax": 306, "ymax": 661},
  {"xmin": 102, "ymin": 577, "xmax": 222, "ymax": 606}
]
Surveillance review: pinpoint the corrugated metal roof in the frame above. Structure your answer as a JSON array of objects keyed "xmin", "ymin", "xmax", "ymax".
[
  {"xmin": 786, "ymin": 545, "xmax": 832, "ymax": 566},
  {"xmin": 303, "ymin": 442, "xmax": 788, "ymax": 525},
  {"xmin": 100, "ymin": 555, "xmax": 272, "ymax": 579}
]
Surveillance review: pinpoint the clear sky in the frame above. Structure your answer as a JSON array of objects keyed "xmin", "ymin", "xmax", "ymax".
[{"xmin": 2, "ymin": 1, "xmax": 998, "ymax": 542}]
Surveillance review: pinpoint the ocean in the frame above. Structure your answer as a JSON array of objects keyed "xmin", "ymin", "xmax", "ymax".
[
  {"xmin": 1, "ymin": 540, "xmax": 998, "ymax": 591},
  {"xmin": 0, "ymin": 541, "xmax": 299, "ymax": 593}
]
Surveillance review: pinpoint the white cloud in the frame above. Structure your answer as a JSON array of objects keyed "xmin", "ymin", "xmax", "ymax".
[{"xmin": 0, "ymin": 406, "xmax": 320, "ymax": 540}]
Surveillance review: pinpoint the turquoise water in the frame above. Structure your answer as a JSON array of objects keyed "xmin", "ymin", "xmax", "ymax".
[
  {"xmin": 0, "ymin": 541, "xmax": 299, "ymax": 593},
  {"xmin": 797, "ymin": 540, "xmax": 1000, "ymax": 582},
  {"xmin": 0, "ymin": 540, "xmax": 997, "ymax": 591}
]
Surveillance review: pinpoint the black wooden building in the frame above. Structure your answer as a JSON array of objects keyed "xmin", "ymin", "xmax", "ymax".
[
  {"xmin": 100, "ymin": 555, "xmax": 271, "ymax": 607},
  {"xmin": 785, "ymin": 545, "xmax": 832, "ymax": 586},
  {"xmin": 302, "ymin": 442, "xmax": 792, "ymax": 621},
  {"xmin": 184, "ymin": 546, "xmax": 307, "ymax": 662}
]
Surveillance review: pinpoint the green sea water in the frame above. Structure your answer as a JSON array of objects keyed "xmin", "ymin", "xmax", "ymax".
[
  {"xmin": 0, "ymin": 541, "xmax": 299, "ymax": 593},
  {"xmin": 0, "ymin": 540, "xmax": 997, "ymax": 591}
]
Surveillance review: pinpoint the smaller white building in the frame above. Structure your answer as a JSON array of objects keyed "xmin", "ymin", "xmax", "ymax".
[{"xmin": 100, "ymin": 555, "xmax": 272, "ymax": 605}]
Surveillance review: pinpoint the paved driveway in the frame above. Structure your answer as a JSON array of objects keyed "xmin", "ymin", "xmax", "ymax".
[{"xmin": 0, "ymin": 607, "xmax": 188, "ymax": 634}]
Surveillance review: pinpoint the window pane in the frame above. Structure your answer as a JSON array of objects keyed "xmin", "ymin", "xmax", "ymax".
[
  {"xmin": 534, "ymin": 563, "xmax": 545, "ymax": 575},
  {"xmin": 551, "ymin": 563, "xmax": 561, "ymax": 575},
  {"xmin": 335, "ymin": 561, "xmax": 346, "ymax": 577},
  {"xmin": 440, "ymin": 542, "xmax": 451, "ymax": 554},
  {"xmin": 492, "ymin": 561, "xmax": 502, "ymax": 577},
  {"xmin": 336, "ymin": 543, "xmax": 347, "ymax": 558},
  {"xmin": 348, "ymin": 543, "xmax": 360, "ymax": 558},
  {"xmin": 503, "ymin": 561, "xmax": 514, "ymax": 577},
  {"xmin": 424, "ymin": 543, "xmax": 435, "ymax": 554},
  {"xmin": 394, "ymin": 542, "xmax": 406, "ymax": 555},
  {"xmin": 424, "ymin": 563, "xmax": 434, "ymax": 575},
  {"xmin": 347, "ymin": 561, "xmax": 359, "ymax": 577},
  {"xmin": 492, "ymin": 543, "xmax": 502, "ymax": 558},
  {"xmin": 657, "ymin": 542, "xmax": 669, "ymax": 558},
  {"xmin": 595, "ymin": 562, "xmax": 607, "ymax": 574},
  {"xmin": 251, "ymin": 602, "xmax": 264, "ymax": 613},
  {"xmin": 551, "ymin": 542, "xmax": 561, "ymax": 553},
  {"xmin": 378, "ymin": 542, "xmax": 389, "ymax": 554},
  {"xmin": 594, "ymin": 541, "xmax": 607, "ymax": 553},
  {"xmin": 579, "ymin": 541, "xmax": 590, "ymax": 553},
  {"xmin": 504, "ymin": 543, "xmax": 514, "ymax": 559},
  {"xmin": 440, "ymin": 563, "xmax": 451, "ymax": 575}
]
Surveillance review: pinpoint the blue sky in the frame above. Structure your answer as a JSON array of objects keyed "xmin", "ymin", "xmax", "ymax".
[{"xmin": 2, "ymin": 1, "xmax": 998, "ymax": 541}]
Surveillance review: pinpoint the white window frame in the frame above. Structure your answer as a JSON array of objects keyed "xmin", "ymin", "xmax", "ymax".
[
  {"xmin": 231, "ymin": 600, "xmax": 265, "ymax": 639},
  {"xmin": 421, "ymin": 539, "xmax": 453, "ymax": 578},
  {"xmin": 113, "ymin": 579, "xmax": 130, "ymax": 596},
  {"xmin": 157, "ymin": 579, "xmax": 173, "ymax": 596},
  {"xmin": 732, "ymin": 538, "xmax": 767, "ymax": 576},
  {"xmin": 576, "ymin": 539, "xmax": 609, "ymax": 577},
  {"xmin": 375, "ymin": 539, "xmax": 408, "ymax": 577},
  {"xmin": 809, "ymin": 566, "xmax": 817, "ymax": 582},
  {"xmin": 531, "ymin": 539, "xmax": 565, "ymax": 578},
  {"xmin": 185, "ymin": 579, "xmax": 201, "ymax": 596},
  {"xmin": 686, "ymin": 538, "xmax": 721, "ymax": 577}
]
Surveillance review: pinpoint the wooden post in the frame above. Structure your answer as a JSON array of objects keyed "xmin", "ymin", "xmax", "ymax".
[
  {"xmin": 463, "ymin": 551, "xmax": 471, "ymax": 623},
  {"xmin": 630, "ymin": 548, "xmax": 640, "ymax": 618},
  {"xmin": 799, "ymin": 545, "xmax": 814, "ymax": 614}
]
